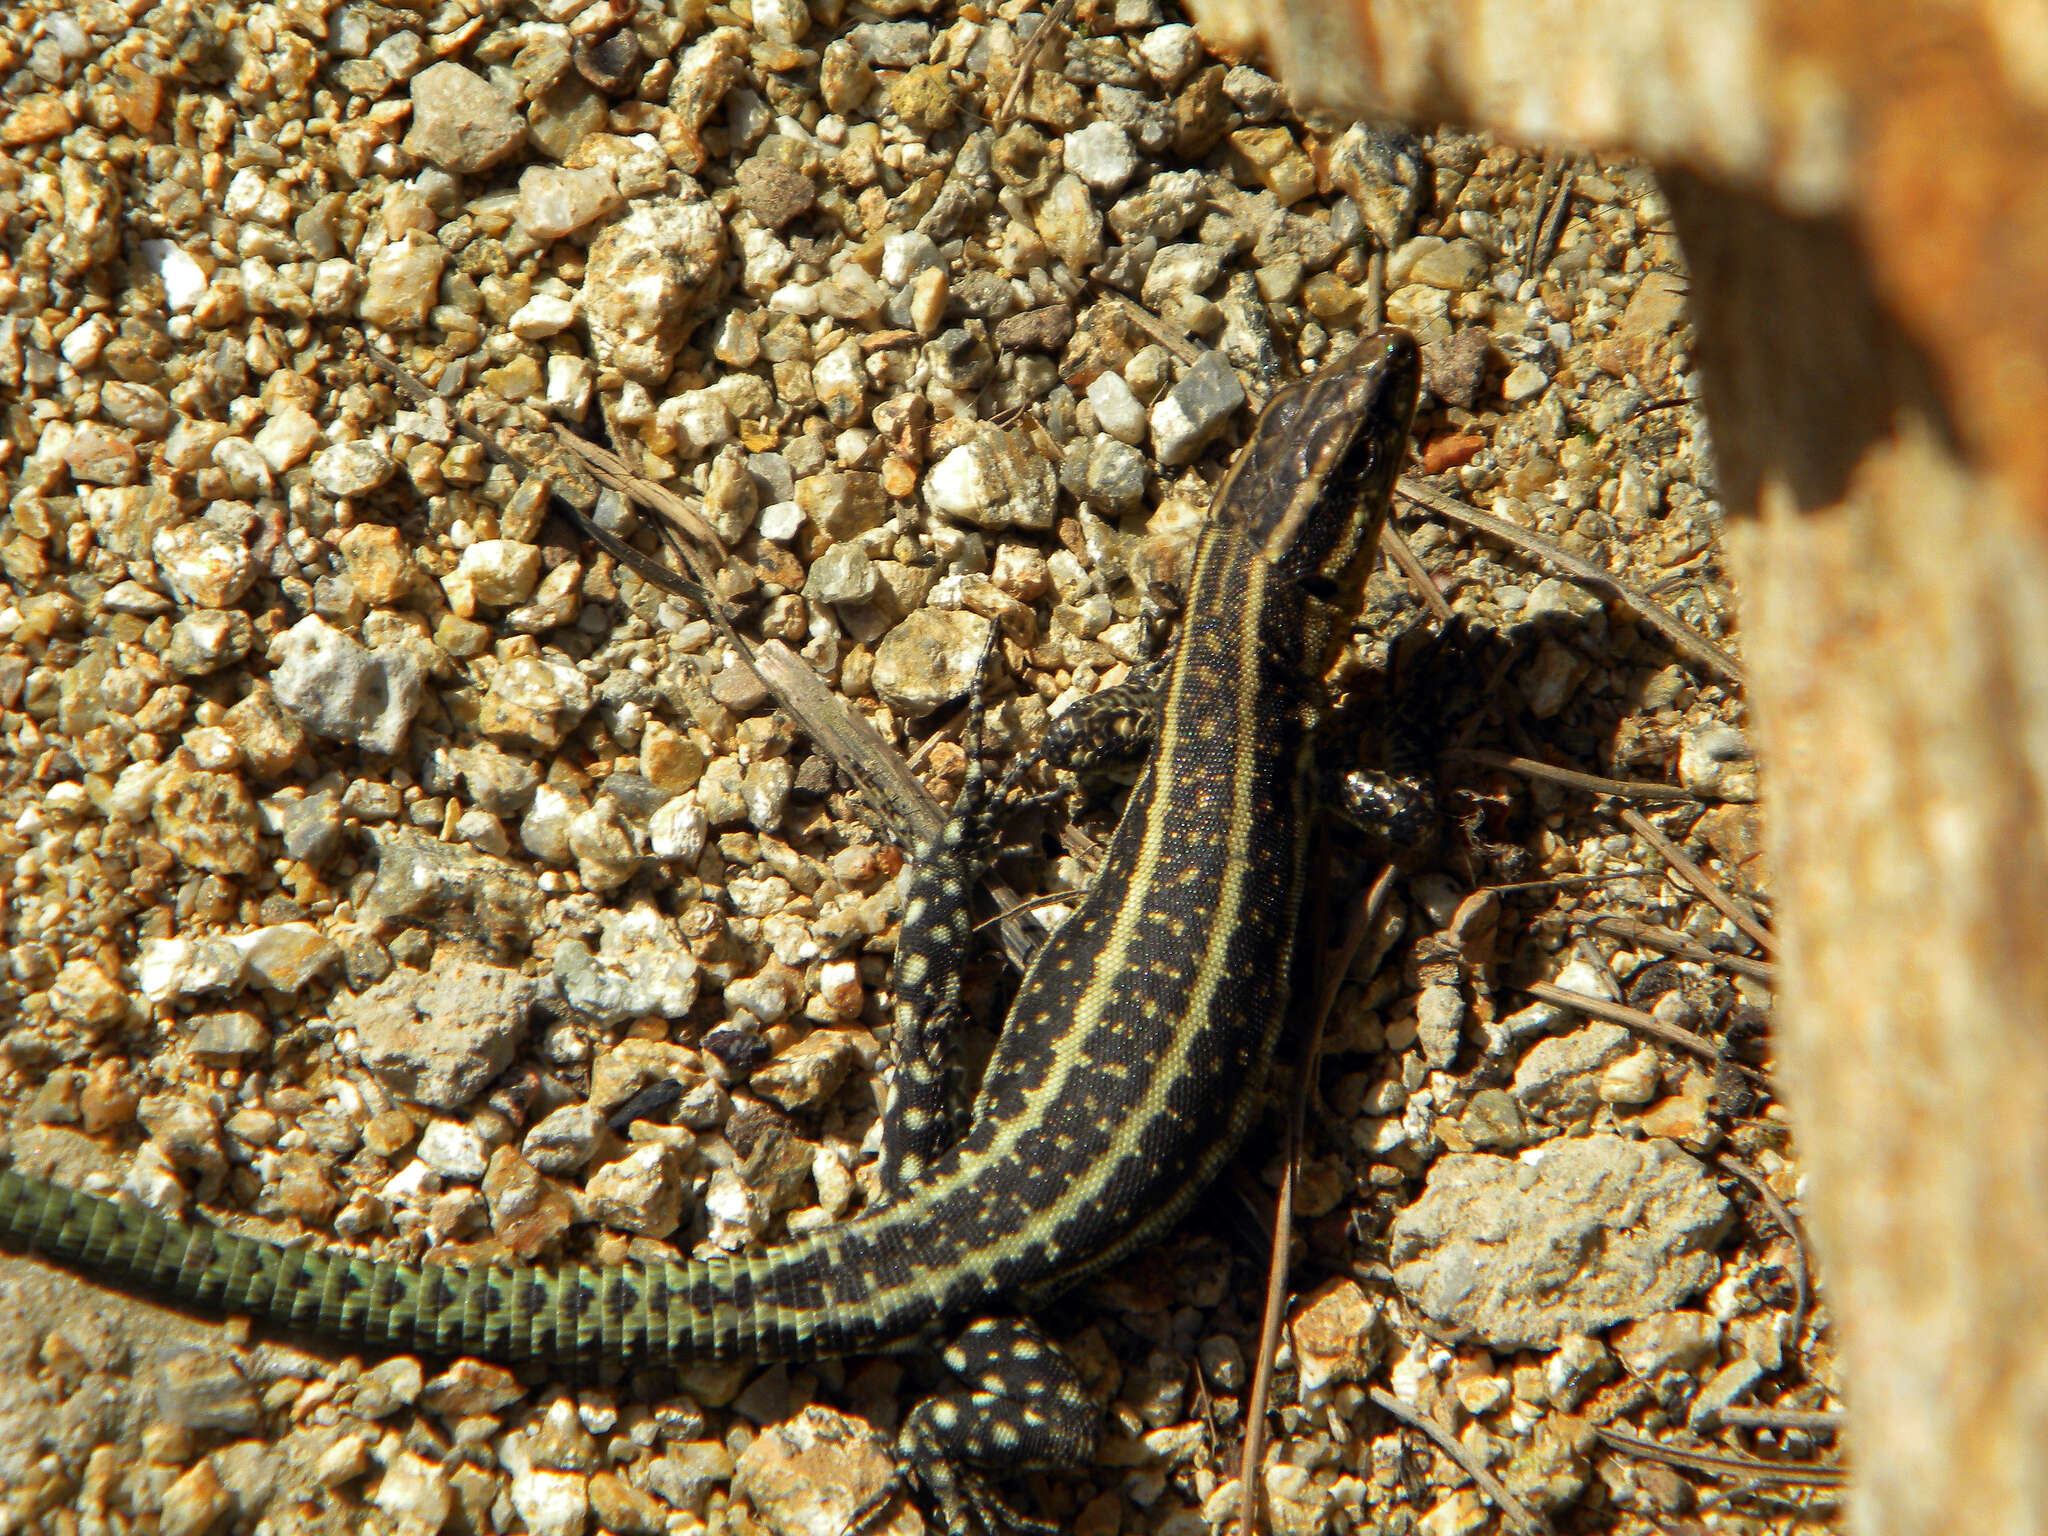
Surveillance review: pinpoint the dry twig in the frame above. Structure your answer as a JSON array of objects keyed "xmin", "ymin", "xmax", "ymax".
[
  {"xmin": 1715, "ymin": 1151, "xmax": 1814, "ymax": 1334},
  {"xmin": 1394, "ymin": 478, "xmax": 1745, "ymax": 687},
  {"xmin": 1485, "ymin": 869, "xmax": 1655, "ymax": 895},
  {"xmin": 1236, "ymin": 867, "xmax": 1398, "ymax": 1536},
  {"xmin": 1107, "ymin": 291, "xmax": 1206, "ymax": 369},
  {"xmin": 1583, "ymin": 914, "xmax": 1776, "ymax": 983},
  {"xmin": 1369, "ymin": 1388, "xmax": 1554, "ymax": 1535},
  {"xmin": 974, "ymin": 888, "xmax": 1084, "ymax": 932},
  {"xmin": 753, "ymin": 642, "xmax": 1044, "ymax": 970},
  {"xmin": 548, "ymin": 422, "xmax": 730, "ymax": 559},
  {"xmin": 1617, "ymin": 806, "xmax": 1778, "ymax": 956},
  {"xmin": 1714, "ymin": 1406, "xmax": 1842, "ymax": 1434},
  {"xmin": 1379, "ymin": 524, "xmax": 1456, "ymax": 621},
  {"xmin": 1520, "ymin": 154, "xmax": 1577, "ymax": 286},
  {"xmin": 1596, "ymin": 1427, "xmax": 1847, "ymax": 1487},
  {"xmin": 1362, "ymin": 248, "xmax": 1387, "ymax": 333},
  {"xmin": 1518, "ymin": 157, "xmax": 1562, "ymax": 286},
  {"xmin": 992, "ymin": 0, "xmax": 1078, "ymax": 125},
  {"xmin": 1445, "ymin": 748, "xmax": 1697, "ymax": 803},
  {"xmin": 1522, "ymin": 981, "xmax": 1767, "ymax": 1085}
]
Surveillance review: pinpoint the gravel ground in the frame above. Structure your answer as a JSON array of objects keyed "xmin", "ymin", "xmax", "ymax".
[{"xmin": 0, "ymin": 0, "xmax": 1839, "ymax": 1532}]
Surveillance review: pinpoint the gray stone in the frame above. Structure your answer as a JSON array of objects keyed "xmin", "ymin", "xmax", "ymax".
[
  {"xmin": 1063, "ymin": 121, "xmax": 1137, "ymax": 194},
  {"xmin": 1421, "ymin": 327, "xmax": 1492, "ymax": 410},
  {"xmin": 554, "ymin": 901, "xmax": 701, "ymax": 1024},
  {"xmin": 521, "ymin": 783, "xmax": 582, "ymax": 867},
  {"xmin": 1031, "ymin": 174, "xmax": 1104, "ymax": 272},
  {"xmin": 871, "ymin": 609, "xmax": 993, "ymax": 718},
  {"xmin": 736, "ymin": 155, "xmax": 815, "ymax": 229},
  {"xmin": 709, "ymin": 659, "xmax": 772, "ymax": 713},
  {"xmin": 1613, "ymin": 1310, "xmax": 1722, "ymax": 1379},
  {"xmin": 1219, "ymin": 270, "xmax": 1282, "ymax": 383},
  {"xmin": 649, "ymin": 794, "xmax": 709, "ymax": 863},
  {"xmin": 1149, "ymin": 351, "xmax": 1245, "ymax": 466},
  {"xmin": 402, "ymin": 62, "xmax": 526, "ymax": 173},
  {"xmin": 354, "ymin": 1356, "xmax": 426, "ymax": 1420},
  {"xmin": 1223, "ymin": 64, "xmax": 1283, "ymax": 117},
  {"xmin": 1086, "ymin": 369, "xmax": 1148, "ymax": 445},
  {"xmin": 137, "ymin": 1095, "xmax": 225, "ymax": 1193},
  {"xmin": 1140, "ymin": 242, "xmax": 1227, "ymax": 310},
  {"xmin": 509, "ymin": 1468, "xmax": 588, "ymax": 1536},
  {"xmin": 990, "ymin": 305, "xmax": 1073, "ymax": 353},
  {"xmin": 160, "ymin": 1461, "xmax": 233, "ymax": 1536},
  {"xmin": 924, "ymin": 424, "xmax": 1058, "ymax": 531},
  {"xmin": 1093, "ymin": 84, "xmax": 1172, "ymax": 154},
  {"xmin": 522, "ymin": 1104, "xmax": 608, "ymax": 1174},
  {"xmin": 1414, "ymin": 983, "xmax": 1465, "ymax": 1069},
  {"xmin": 1387, "ymin": 1136, "xmax": 1734, "ymax": 1348},
  {"xmin": 1502, "ymin": 359, "xmax": 1550, "ymax": 403},
  {"xmin": 438, "ymin": 744, "xmax": 542, "ymax": 816},
  {"xmin": 358, "ymin": 828, "xmax": 544, "ymax": 952},
  {"xmin": 1690, "ymin": 1356, "xmax": 1767, "ymax": 1429},
  {"xmin": 186, "ymin": 1009, "xmax": 269, "ymax": 1064},
  {"xmin": 164, "ymin": 608, "xmax": 252, "ymax": 675},
  {"xmin": 137, "ymin": 936, "xmax": 246, "ymax": 1004},
  {"xmin": 742, "ymin": 759, "xmax": 793, "ymax": 831},
  {"xmin": 270, "ymin": 615, "xmax": 424, "ymax": 756},
  {"xmin": 583, "ymin": 198, "xmax": 726, "ymax": 384},
  {"xmin": 597, "ymin": 770, "xmax": 671, "ymax": 821},
  {"xmin": 848, "ymin": 21, "xmax": 930, "ymax": 65},
  {"xmin": 796, "ymin": 471, "xmax": 887, "ymax": 541},
  {"xmin": 357, "ymin": 237, "xmax": 446, "ymax": 333},
  {"xmin": 150, "ymin": 757, "xmax": 262, "ymax": 875},
  {"xmin": 340, "ymin": 957, "xmax": 538, "ymax": 1110},
  {"xmin": 1108, "ymin": 169, "xmax": 1206, "ymax": 243},
  {"xmin": 1410, "ymin": 238, "xmax": 1488, "ymax": 291},
  {"xmin": 586, "ymin": 1144, "xmax": 685, "ymax": 1238},
  {"xmin": 527, "ymin": 76, "xmax": 608, "ymax": 161},
  {"xmin": 234, "ymin": 922, "xmax": 341, "ymax": 992},
  {"xmin": 1512, "ymin": 1021, "xmax": 1632, "ymax": 1123},
  {"xmin": 1544, "ymin": 1333, "xmax": 1616, "ymax": 1410},
  {"xmin": 1325, "ymin": 122, "xmax": 1424, "ymax": 249},
  {"xmin": 733, "ymin": 1408, "xmax": 899, "ymax": 1536},
  {"xmin": 566, "ymin": 798, "xmax": 642, "ymax": 891},
  {"xmin": 1679, "ymin": 722, "xmax": 1757, "ymax": 802},
  {"xmin": 416, "ymin": 1118, "xmax": 489, "ymax": 1181},
  {"xmin": 750, "ymin": 1030, "xmax": 857, "ymax": 1113},
  {"xmin": 1519, "ymin": 639, "xmax": 1585, "ymax": 718},
  {"xmin": 515, "ymin": 165, "xmax": 622, "ymax": 241},
  {"xmin": 1289, "ymin": 1278, "xmax": 1381, "ymax": 1396},
  {"xmin": 1460, "ymin": 1088, "xmax": 1529, "ymax": 1150},
  {"xmin": 1136, "ymin": 23, "xmax": 1200, "ymax": 83},
  {"xmin": 1063, "ymin": 435, "xmax": 1147, "ymax": 514},
  {"xmin": 476, "ymin": 653, "xmax": 593, "ymax": 752},
  {"xmin": 155, "ymin": 1347, "xmax": 260, "ymax": 1432},
  {"xmin": 803, "ymin": 543, "xmax": 878, "ymax": 606},
  {"xmin": 152, "ymin": 519, "xmax": 255, "ymax": 609},
  {"xmin": 281, "ymin": 787, "xmax": 344, "ymax": 865},
  {"xmin": 312, "ymin": 441, "xmax": 397, "ymax": 499}
]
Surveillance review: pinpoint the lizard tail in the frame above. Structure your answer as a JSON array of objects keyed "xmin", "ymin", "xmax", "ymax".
[{"xmin": 0, "ymin": 1165, "xmax": 845, "ymax": 1370}]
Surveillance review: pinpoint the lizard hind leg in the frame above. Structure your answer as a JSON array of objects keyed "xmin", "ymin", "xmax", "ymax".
[
  {"xmin": 875, "ymin": 628, "xmax": 1013, "ymax": 1199},
  {"xmin": 899, "ymin": 1317, "xmax": 1099, "ymax": 1536}
]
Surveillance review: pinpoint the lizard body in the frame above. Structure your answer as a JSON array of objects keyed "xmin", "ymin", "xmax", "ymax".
[{"xmin": 0, "ymin": 329, "xmax": 1421, "ymax": 1534}]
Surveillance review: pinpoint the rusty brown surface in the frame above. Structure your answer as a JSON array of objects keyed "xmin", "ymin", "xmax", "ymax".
[{"xmin": 1188, "ymin": 0, "xmax": 2048, "ymax": 524}]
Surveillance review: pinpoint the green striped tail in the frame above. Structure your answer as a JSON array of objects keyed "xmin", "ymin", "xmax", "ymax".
[{"xmin": 0, "ymin": 1166, "xmax": 824, "ymax": 1369}]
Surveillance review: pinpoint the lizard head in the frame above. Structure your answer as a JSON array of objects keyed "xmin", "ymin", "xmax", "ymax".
[{"xmin": 1218, "ymin": 327, "xmax": 1422, "ymax": 606}]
